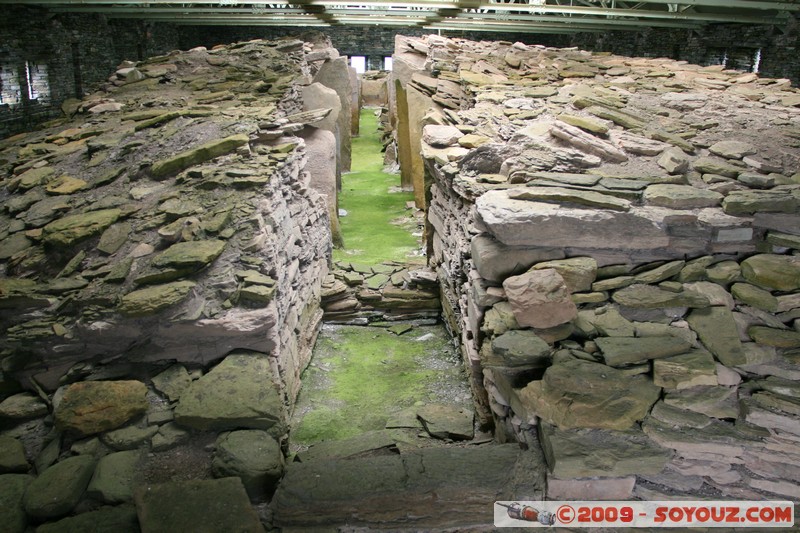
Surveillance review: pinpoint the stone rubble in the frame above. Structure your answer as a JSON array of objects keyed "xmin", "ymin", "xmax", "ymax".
[
  {"xmin": 398, "ymin": 34, "xmax": 800, "ymax": 502},
  {"xmin": 320, "ymin": 260, "xmax": 441, "ymax": 323}
]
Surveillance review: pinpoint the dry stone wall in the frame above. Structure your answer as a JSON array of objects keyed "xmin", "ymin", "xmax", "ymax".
[
  {"xmin": 0, "ymin": 36, "xmax": 360, "ymax": 532},
  {"xmin": 0, "ymin": 38, "xmax": 348, "ymax": 419},
  {"xmin": 402, "ymin": 35, "xmax": 800, "ymax": 501}
]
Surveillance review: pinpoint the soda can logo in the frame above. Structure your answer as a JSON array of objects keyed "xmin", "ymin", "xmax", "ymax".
[{"xmin": 494, "ymin": 501, "xmax": 795, "ymax": 528}]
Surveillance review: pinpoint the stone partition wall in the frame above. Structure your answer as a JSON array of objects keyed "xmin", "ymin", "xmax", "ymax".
[
  {"xmin": 0, "ymin": 37, "xmax": 350, "ymax": 430},
  {"xmin": 399, "ymin": 35, "xmax": 800, "ymax": 500}
]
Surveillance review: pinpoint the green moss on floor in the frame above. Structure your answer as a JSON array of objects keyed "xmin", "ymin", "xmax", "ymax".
[
  {"xmin": 333, "ymin": 108, "xmax": 419, "ymax": 266},
  {"xmin": 290, "ymin": 325, "xmax": 471, "ymax": 448}
]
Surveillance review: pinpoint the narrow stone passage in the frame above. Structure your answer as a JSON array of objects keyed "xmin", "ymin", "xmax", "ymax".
[
  {"xmin": 333, "ymin": 108, "xmax": 421, "ymax": 265},
  {"xmin": 272, "ymin": 107, "xmax": 543, "ymax": 530},
  {"xmin": 289, "ymin": 108, "xmax": 472, "ymax": 455}
]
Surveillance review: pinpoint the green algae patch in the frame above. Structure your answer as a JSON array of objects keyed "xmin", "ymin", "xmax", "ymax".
[
  {"xmin": 290, "ymin": 325, "xmax": 470, "ymax": 448},
  {"xmin": 334, "ymin": 108, "xmax": 419, "ymax": 265}
]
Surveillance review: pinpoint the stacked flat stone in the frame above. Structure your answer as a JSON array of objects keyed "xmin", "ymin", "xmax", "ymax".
[
  {"xmin": 403, "ymin": 34, "xmax": 800, "ymax": 501},
  {"xmin": 0, "ymin": 37, "xmax": 353, "ymax": 532},
  {"xmin": 321, "ymin": 261, "xmax": 441, "ymax": 323}
]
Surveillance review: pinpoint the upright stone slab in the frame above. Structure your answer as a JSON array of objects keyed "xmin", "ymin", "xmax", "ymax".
[
  {"xmin": 302, "ymin": 82, "xmax": 341, "ymax": 132},
  {"xmin": 313, "ymin": 57, "xmax": 353, "ymax": 173},
  {"xmin": 301, "ymin": 128, "xmax": 342, "ymax": 248}
]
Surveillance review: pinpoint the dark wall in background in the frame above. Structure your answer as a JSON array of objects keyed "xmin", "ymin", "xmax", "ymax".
[
  {"xmin": 0, "ymin": 5, "xmax": 178, "ymax": 138},
  {"xmin": 1, "ymin": 4, "xmax": 798, "ymax": 139},
  {"xmin": 559, "ymin": 17, "xmax": 800, "ymax": 85}
]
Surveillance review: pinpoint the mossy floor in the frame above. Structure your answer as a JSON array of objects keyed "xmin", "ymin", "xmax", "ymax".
[
  {"xmin": 290, "ymin": 325, "xmax": 471, "ymax": 451},
  {"xmin": 333, "ymin": 108, "xmax": 420, "ymax": 266}
]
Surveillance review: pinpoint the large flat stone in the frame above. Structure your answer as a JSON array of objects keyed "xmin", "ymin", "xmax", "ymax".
[
  {"xmin": 416, "ymin": 404, "xmax": 474, "ymax": 440},
  {"xmin": 471, "ymin": 233, "xmax": 564, "ymax": 283},
  {"xmin": 643, "ymin": 184, "xmax": 722, "ymax": 209},
  {"xmin": 175, "ymin": 353, "xmax": 283, "ymax": 433},
  {"xmin": 596, "ymin": 336, "xmax": 692, "ymax": 367},
  {"xmin": 723, "ymin": 190, "xmax": 797, "ymax": 215},
  {"xmin": 708, "ymin": 140, "xmax": 755, "ymax": 160},
  {"xmin": 664, "ymin": 386, "xmax": 739, "ymax": 419},
  {"xmin": 517, "ymin": 358, "xmax": 661, "ymax": 430},
  {"xmin": 152, "ymin": 239, "xmax": 226, "ymax": 270},
  {"xmin": 508, "ymin": 186, "xmax": 631, "ymax": 211},
  {"xmin": 118, "ymin": 281, "xmax": 196, "ymax": 317},
  {"xmin": 475, "ymin": 190, "xmax": 671, "ymax": 250},
  {"xmin": 642, "ymin": 416, "xmax": 755, "ymax": 457},
  {"xmin": 741, "ymin": 254, "xmax": 800, "ymax": 291},
  {"xmin": 42, "ymin": 208, "xmax": 121, "ymax": 247},
  {"xmin": 612, "ymin": 284, "xmax": 709, "ymax": 308},
  {"xmin": 150, "ymin": 134, "xmax": 250, "ymax": 179},
  {"xmin": 539, "ymin": 424, "xmax": 671, "ymax": 478},
  {"xmin": 135, "ymin": 477, "xmax": 264, "ymax": 533},
  {"xmin": 748, "ymin": 326, "xmax": 800, "ymax": 348},
  {"xmin": 272, "ymin": 444, "xmax": 542, "ymax": 529},
  {"xmin": 547, "ymin": 476, "xmax": 635, "ymax": 500},
  {"xmin": 692, "ymin": 157, "xmax": 741, "ymax": 178}
]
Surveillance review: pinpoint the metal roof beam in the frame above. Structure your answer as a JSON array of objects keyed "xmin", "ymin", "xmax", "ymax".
[
  {"xmin": 589, "ymin": 0, "xmax": 800, "ymax": 11},
  {"xmin": 455, "ymin": 12, "xmax": 704, "ymax": 28},
  {"xmin": 36, "ymin": 2, "xmax": 789, "ymax": 24},
  {"xmin": 477, "ymin": 2, "xmax": 787, "ymax": 23},
  {"xmin": 11, "ymin": 0, "xmax": 800, "ymax": 10}
]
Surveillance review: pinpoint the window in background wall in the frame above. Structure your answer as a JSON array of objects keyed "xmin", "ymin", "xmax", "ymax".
[
  {"xmin": 707, "ymin": 47, "xmax": 762, "ymax": 73},
  {"xmin": 383, "ymin": 56, "xmax": 393, "ymax": 71},
  {"xmin": 0, "ymin": 65, "xmax": 21, "ymax": 105},
  {"xmin": 25, "ymin": 62, "xmax": 50, "ymax": 101},
  {"xmin": 350, "ymin": 55, "xmax": 366, "ymax": 74}
]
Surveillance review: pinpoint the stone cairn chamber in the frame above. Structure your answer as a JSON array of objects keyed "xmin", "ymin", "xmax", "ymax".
[{"xmin": 0, "ymin": 29, "xmax": 797, "ymax": 531}]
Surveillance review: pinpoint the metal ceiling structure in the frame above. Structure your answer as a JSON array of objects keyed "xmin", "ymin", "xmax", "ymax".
[{"xmin": 4, "ymin": 0, "xmax": 799, "ymax": 33}]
